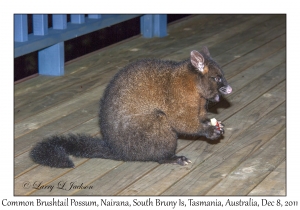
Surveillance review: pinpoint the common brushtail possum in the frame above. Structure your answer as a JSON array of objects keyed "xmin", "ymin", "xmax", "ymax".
[{"xmin": 30, "ymin": 47, "xmax": 232, "ymax": 168}]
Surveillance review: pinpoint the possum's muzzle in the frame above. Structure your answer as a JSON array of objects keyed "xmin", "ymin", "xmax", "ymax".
[
  {"xmin": 211, "ymin": 85, "xmax": 232, "ymax": 102},
  {"xmin": 219, "ymin": 85, "xmax": 232, "ymax": 95}
]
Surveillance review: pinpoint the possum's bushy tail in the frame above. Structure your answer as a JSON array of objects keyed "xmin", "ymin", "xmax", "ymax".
[{"xmin": 30, "ymin": 134, "xmax": 115, "ymax": 168}]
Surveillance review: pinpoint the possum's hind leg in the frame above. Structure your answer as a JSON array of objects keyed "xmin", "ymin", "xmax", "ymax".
[
  {"xmin": 143, "ymin": 109, "xmax": 192, "ymax": 166},
  {"xmin": 107, "ymin": 109, "xmax": 192, "ymax": 165}
]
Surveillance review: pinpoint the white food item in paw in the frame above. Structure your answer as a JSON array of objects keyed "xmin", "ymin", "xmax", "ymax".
[{"xmin": 210, "ymin": 118, "xmax": 217, "ymax": 126}]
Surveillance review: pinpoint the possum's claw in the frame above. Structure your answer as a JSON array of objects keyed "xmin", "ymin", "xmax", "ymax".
[{"xmin": 176, "ymin": 156, "xmax": 192, "ymax": 166}]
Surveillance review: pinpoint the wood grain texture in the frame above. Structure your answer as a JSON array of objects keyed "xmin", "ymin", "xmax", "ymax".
[
  {"xmin": 248, "ymin": 160, "xmax": 286, "ymax": 196},
  {"xmin": 206, "ymin": 129, "xmax": 286, "ymax": 195}
]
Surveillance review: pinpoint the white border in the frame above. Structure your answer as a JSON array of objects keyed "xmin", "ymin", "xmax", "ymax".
[{"xmin": 3, "ymin": 0, "xmax": 299, "ymax": 208}]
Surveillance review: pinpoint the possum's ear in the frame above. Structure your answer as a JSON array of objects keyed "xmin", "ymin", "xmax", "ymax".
[
  {"xmin": 191, "ymin": 50, "xmax": 207, "ymax": 74},
  {"xmin": 201, "ymin": 46, "xmax": 211, "ymax": 57}
]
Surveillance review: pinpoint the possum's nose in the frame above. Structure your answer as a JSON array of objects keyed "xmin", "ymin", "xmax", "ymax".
[
  {"xmin": 225, "ymin": 85, "xmax": 232, "ymax": 94},
  {"xmin": 219, "ymin": 85, "xmax": 232, "ymax": 95}
]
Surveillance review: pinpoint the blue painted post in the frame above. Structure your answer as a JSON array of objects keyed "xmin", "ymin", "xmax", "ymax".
[
  {"xmin": 154, "ymin": 15, "xmax": 167, "ymax": 37},
  {"xmin": 14, "ymin": 14, "xmax": 28, "ymax": 42},
  {"xmin": 140, "ymin": 16, "xmax": 144, "ymax": 36},
  {"xmin": 52, "ymin": 14, "xmax": 67, "ymax": 29},
  {"xmin": 140, "ymin": 15, "xmax": 167, "ymax": 38},
  {"xmin": 141, "ymin": 15, "xmax": 153, "ymax": 38},
  {"xmin": 33, "ymin": 14, "xmax": 48, "ymax": 36},
  {"xmin": 38, "ymin": 42, "xmax": 64, "ymax": 76},
  {"xmin": 88, "ymin": 14, "xmax": 102, "ymax": 19},
  {"xmin": 71, "ymin": 15, "xmax": 85, "ymax": 24}
]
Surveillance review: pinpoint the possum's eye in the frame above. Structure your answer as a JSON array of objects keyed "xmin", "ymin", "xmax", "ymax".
[{"xmin": 212, "ymin": 76, "xmax": 222, "ymax": 83}]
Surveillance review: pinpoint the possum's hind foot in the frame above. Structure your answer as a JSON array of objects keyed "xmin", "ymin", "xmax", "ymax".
[
  {"xmin": 159, "ymin": 155, "xmax": 192, "ymax": 166},
  {"xmin": 175, "ymin": 156, "xmax": 192, "ymax": 166}
]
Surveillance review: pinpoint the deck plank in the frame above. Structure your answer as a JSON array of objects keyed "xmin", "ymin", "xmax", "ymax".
[
  {"xmin": 30, "ymin": 159, "xmax": 123, "ymax": 196},
  {"xmin": 14, "ymin": 85, "xmax": 106, "ymax": 139},
  {"xmin": 73, "ymin": 139, "xmax": 194, "ymax": 196},
  {"xmin": 205, "ymin": 128, "xmax": 286, "ymax": 195},
  {"xmin": 226, "ymin": 47, "xmax": 285, "ymax": 99},
  {"xmin": 14, "ymin": 156, "xmax": 88, "ymax": 195},
  {"xmin": 74, "ymin": 162, "xmax": 159, "ymax": 196},
  {"xmin": 248, "ymin": 160, "xmax": 286, "ymax": 196},
  {"xmin": 209, "ymin": 16, "xmax": 285, "ymax": 56},
  {"xmin": 223, "ymin": 34, "xmax": 285, "ymax": 79},
  {"xmin": 167, "ymin": 15, "xmax": 285, "ymax": 61},
  {"xmin": 215, "ymin": 24, "xmax": 285, "ymax": 68}
]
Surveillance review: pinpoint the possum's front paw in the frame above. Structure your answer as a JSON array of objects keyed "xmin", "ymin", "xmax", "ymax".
[
  {"xmin": 210, "ymin": 118, "xmax": 224, "ymax": 133},
  {"xmin": 205, "ymin": 125, "xmax": 223, "ymax": 140}
]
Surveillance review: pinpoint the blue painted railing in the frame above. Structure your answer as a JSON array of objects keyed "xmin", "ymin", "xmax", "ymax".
[{"xmin": 14, "ymin": 14, "xmax": 167, "ymax": 76}]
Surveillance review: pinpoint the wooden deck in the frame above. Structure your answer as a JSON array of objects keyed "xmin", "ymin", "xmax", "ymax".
[{"xmin": 14, "ymin": 14, "xmax": 286, "ymax": 196}]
